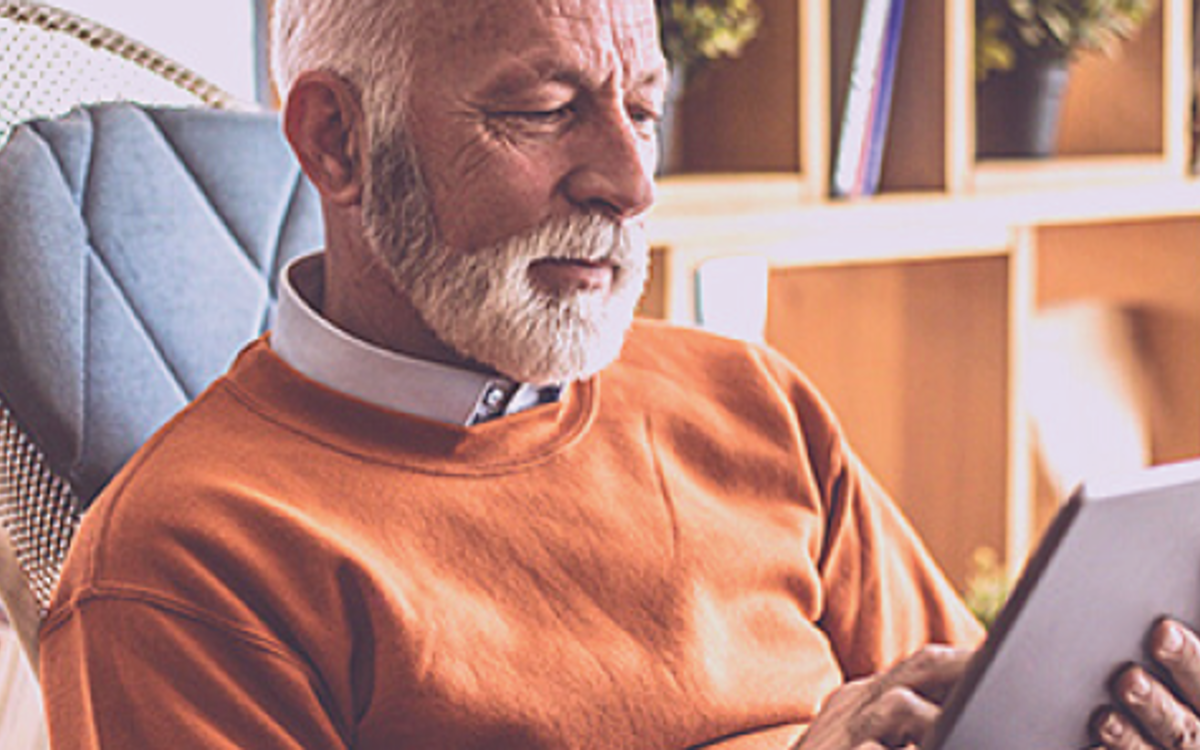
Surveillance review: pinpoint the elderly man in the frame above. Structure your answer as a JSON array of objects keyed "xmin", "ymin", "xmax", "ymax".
[{"xmin": 37, "ymin": 0, "xmax": 1200, "ymax": 748}]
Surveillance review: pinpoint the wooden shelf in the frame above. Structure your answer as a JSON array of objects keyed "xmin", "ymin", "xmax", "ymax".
[
  {"xmin": 646, "ymin": 0, "xmax": 1200, "ymax": 588},
  {"xmin": 971, "ymin": 157, "xmax": 1180, "ymax": 193},
  {"xmin": 652, "ymin": 174, "xmax": 1200, "ymax": 265}
]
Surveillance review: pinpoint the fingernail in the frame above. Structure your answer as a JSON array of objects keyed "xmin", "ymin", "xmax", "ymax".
[
  {"xmin": 1102, "ymin": 713, "xmax": 1126, "ymax": 743},
  {"xmin": 1126, "ymin": 671, "xmax": 1151, "ymax": 704},
  {"xmin": 1159, "ymin": 621, "xmax": 1184, "ymax": 658}
]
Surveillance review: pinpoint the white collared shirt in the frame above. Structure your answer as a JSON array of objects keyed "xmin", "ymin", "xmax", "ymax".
[{"xmin": 270, "ymin": 253, "xmax": 561, "ymax": 426}]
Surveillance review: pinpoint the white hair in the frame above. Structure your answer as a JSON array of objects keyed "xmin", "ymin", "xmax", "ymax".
[{"xmin": 270, "ymin": 0, "xmax": 413, "ymax": 119}]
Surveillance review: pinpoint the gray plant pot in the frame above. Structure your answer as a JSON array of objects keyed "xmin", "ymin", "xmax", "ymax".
[{"xmin": 976, "ymin": 57, "xmax": 1071, "ymax": 159}]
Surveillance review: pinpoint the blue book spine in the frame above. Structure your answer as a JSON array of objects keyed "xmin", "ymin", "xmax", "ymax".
[
  {"xmin": 858, "ymin": 0, "xmax": 906, "ymax": 196},
  {"xmin": 831, "ymin": 0, "xmax": 895, "ymax": 197}
]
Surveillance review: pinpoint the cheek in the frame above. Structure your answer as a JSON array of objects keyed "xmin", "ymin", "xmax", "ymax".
[{"xmin": 431, "ymin": 148, "xmax": 568, "ymax": 252}]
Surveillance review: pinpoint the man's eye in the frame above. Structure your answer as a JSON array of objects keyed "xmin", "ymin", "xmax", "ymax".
[
  {"xmin": 629, "ymin": 107, "xmax": 661, "ymax": 134},
  {"xmin": 629, "ymin": 107, "xmax": 661, "ymax": 126},
  {"xmin": 511, "ymin": 105, "xmax": 575, "ymax": 124},
  {"xmin": 485, "ymin": 105, "xmax": 577, "ymax": 140}
]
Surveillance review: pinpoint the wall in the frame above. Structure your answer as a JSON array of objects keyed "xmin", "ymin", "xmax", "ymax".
[{"xmin": 52, "ymin": 0, "xmax": 260, "ymax": 102}]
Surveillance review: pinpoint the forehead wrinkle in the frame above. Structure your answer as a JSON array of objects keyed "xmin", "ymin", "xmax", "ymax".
[
  {"xmin": 418, "ymin": 0, "xmax": 664, "ymax": 95},
  {"xmin": 434, "ymin": 0, "xmax": 657, "ymax": 45},
  {"xmin": 543, "ymin": 7, "xmax": 664, "ymax": 90},
  {"xmin": 539, "ymin": 0, "xmax": 657, "ymax": 22}
]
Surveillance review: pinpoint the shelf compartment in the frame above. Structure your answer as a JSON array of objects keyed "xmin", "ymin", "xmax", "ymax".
[
  {"xmin": 1036, "ymin": 217, "xmax": 1200, "ymax": 459},
  {"xmin": 1025, "ymin": 216, "xmax": 1200, "ymax": 540},
  {"xmin": 675, "ymin": 0, "xmax": 802, "ymax": 176},
  {"xmin": 765, "ymin": 255, "xmax": 1011, "ymax": 588},
  {"xmin": 830, "ymin": 0, "xmax": 949, "ymax": 195},
  {"xmin": 959, "ymin": 0, "xmax": 1192, "ymax": 190}
]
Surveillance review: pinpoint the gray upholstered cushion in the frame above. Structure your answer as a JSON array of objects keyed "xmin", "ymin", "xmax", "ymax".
[{"xmin": 0, "ymin": 103, "xmax": 323, "ymax": 505}]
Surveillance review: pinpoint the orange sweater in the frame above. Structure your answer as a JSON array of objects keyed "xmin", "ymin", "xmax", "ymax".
[{"xmin": 41, "ymin": 321, "xmax": 982, "ymax": 749}]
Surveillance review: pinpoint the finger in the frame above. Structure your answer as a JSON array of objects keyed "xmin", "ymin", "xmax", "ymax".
[
  {"xmin": 878, "ymin": 645, "xmax": 975, "ymax": 704},
  {"xmin": 851, "ymin": 685, "xmax": 939, "ymax": 748},
  {"xmin": 1114, "ymin": 665, "xmax": 1200, "ymax": 749},
  {"xmin": 1093, "ymin": 709, "xmax": 1155, "ymax": 750},
  {"xmin": 1151, "ymin": 619, "xmax": 1200, "ymax": 707}
]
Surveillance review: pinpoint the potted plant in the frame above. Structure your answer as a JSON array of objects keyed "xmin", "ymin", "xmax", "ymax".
[
  {"xmin": 975, "ymin": 0, "xmax": 1158, "ymax": 158},
  {"xmin": 655, "ymin": 0, "xmax": 762, "ymax": 173},
  {"xmin": 963, "ymin": 547, "xmax": 1010, "ymax": 629}
]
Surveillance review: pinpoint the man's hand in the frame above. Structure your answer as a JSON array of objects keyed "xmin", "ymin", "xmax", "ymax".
[
  {"xmin": 792, "ymin": 645, "xmax": 975, "ymax": 750},
  {"xmin": 1093, "ymin": 619, "xmax": 1200, "ymax": 749}
]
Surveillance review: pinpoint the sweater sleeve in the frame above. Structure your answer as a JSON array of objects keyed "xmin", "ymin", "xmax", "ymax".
[
  {"xmin": 752, "ymin": 343, "xmax": 984, "ymax": 679},
  {"xmin": 814, "ymin": 444, "xmax": 985, "ymax": 679},
  {"xmin": 40, "ymin": 589, "xmax": 351, "ymax": 750}
]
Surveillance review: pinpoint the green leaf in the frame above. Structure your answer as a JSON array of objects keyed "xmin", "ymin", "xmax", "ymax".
[
  {"xmin": 976, "ymin": 0, "xmax": 1158, "ymax": 62},
  {"xmin": 1043, "ymin": 9, "xmax": 1072, "ymax": 44}
]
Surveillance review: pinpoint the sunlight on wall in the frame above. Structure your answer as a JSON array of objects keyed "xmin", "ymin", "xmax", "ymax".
[
  {"xmin": 695, "ymin": 255, "xmax": 769, "ymax": 343},
  {"xmin": 1027, "ymin": 302, "xmax": 1154, "ymax": 496},
  {"xmin": 53, "ymin": 0, "xmax": 257, "ymax": 102}
]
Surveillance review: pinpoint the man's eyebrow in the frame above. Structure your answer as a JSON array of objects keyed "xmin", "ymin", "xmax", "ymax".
[
  {"xmin": 632, "ymin": 66, "xmax": 669, "ymax": 92},
  {"xmin": 477, "ymin": 57, "xmax": 670, "ymax": 100},
  {"xmin": 475, "ymin": 60, "xmax": 584, "ymax": 99}
]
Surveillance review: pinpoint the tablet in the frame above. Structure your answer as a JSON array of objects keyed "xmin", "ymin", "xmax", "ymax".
[{"xmin": 924, "ymin": 458, "xmax": 1200, "ymax": 750}]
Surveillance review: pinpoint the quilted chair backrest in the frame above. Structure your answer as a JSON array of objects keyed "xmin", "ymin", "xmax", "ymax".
[{"xmin": 0, "ymin": 103, "xmax": 324, "ymax": 665}]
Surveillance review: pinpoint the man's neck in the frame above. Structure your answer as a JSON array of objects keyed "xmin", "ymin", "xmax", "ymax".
[{"xmin": 321, "ymin": 237, "xmax": 495, "ymax": 378}]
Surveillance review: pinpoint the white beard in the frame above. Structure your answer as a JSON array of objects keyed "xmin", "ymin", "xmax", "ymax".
[{"xmin": 363, "ymin": 128, "xmax": 649, "ymax": 384}]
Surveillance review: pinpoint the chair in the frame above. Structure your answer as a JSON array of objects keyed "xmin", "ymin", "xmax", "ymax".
[
  {"xmin": 0, "ymin": 3, "xmax": 323, "ymax": 675},
  {"xmin": 0, "ymin": 100, "xmax": 324, "ymax": 669},
  {"xmin": 0, "ymin": 0, "xmax": 237, "ymax": 147},
  {"xmin": 0, "ymin": 12, "xmax": 319, "ymax": 750}
]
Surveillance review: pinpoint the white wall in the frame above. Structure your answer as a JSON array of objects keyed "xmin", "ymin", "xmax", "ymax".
[{"xmin": 52, "ymin": 0, "xmax": 259, "ymax": 102}]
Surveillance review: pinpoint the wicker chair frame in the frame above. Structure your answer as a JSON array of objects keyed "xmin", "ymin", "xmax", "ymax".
[{"xmin": 1, "ymin": 1, "xmax": 236, "ymax": 107}]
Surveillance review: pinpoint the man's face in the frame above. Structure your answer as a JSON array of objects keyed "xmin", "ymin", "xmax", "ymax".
[
  {"xmin": 405, "ymin": 0, "xmax": 664, "ymax": 258},
  {"xmin": 361, "ymin": 0, "xmax": 667, "ymax": 384}
]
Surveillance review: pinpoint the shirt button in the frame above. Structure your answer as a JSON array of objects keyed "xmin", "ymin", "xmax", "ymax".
[{"xmin": 484, "ymin": 385, "xmax": 507, "ymax": 410}]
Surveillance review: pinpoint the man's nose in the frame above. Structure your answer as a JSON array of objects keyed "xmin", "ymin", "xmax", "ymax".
[{"xmin": 561, "ymin": 109, "xmax": 656, "ymax": 220}]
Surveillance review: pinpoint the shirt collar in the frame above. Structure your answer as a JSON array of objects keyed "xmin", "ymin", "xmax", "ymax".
[{"xmin": 270, "ymin": 253, "xmax": 560, "ymax": 426}]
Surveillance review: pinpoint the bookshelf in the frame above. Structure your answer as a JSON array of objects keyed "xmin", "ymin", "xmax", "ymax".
[{"xmin": 643, "ymin": 0, "xmax": 1200, "ymax": 589}]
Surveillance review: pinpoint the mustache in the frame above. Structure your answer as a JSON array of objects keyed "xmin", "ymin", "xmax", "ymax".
[{"xmin": 516, "ymin": 212, "xmax": 646, "ymax": 270}]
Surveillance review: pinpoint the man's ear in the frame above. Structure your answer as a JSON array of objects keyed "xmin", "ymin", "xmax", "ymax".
[{"xmin": 283, "ymin": 71, "xmax": 366, "ymax": 206}]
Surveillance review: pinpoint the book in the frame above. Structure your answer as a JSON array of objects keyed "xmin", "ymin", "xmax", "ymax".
[
  {"xmin": 831, "ymin": 0, "xmax": 904, "ymax": 198},
  {"xmin": 858, "ymin": 0, "xmax": 905, "ymax": 195}
]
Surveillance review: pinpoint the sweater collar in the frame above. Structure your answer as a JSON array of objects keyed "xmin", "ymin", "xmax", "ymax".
[{"xmin": 225, "ymin": 339, "xmax": 597, "ymax": 474}]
